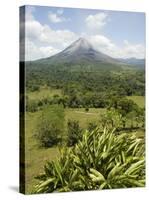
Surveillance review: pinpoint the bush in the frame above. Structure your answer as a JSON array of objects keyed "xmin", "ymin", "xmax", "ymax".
[
  {"xmin": 36, "ymin": 120, "xmax": 61, "ymax": 147},
  {"xmin": 100, "ymin": 109, "xmax": 122, "ymax": 129},
  {"xmin": 26, "ymin": 100, "xmax": 38, "ymax": 112},
  {"xmin": 87, "ymin": 122, "xmax": 97, "ymax": 131},
  {"xmin": 34, "ymin": 127, "xmax": 145, "ymax": 193},
  {"xmin": 67, "ymin": 120, "xmax": 82, "ymax": 146},
  {"xmin": 30, "ymin": 85, "xmax": 40, "ymax": 92},
  {"xmin": 85, "ymin": 107, "xmax": 89, "ymax": 112},
  {"xmin": 35, "ymin": 105, "xmax": 65, "ymax": 147}
]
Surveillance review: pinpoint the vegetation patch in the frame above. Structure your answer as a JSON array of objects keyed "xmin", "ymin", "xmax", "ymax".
[
  {"xmin": 35, "ymin": 105, "xmax": 65, "ymax": 148},
  {"xmin": 34, "ymin": 127, "xmax": 145, "ymax": 193}
]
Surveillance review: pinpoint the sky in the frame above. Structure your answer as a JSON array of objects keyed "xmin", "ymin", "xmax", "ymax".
[{"xmin": 23, "ymin": 5, "xmax": 145, "ymax": 61}]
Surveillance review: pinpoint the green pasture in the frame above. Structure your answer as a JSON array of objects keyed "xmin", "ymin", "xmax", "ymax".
[
  {"xmin": 27, "ymin": 86, "xmax": 62, "ymax": 101},
  {"xmin": 127, "ymin": 96, "xmax": 145, "ymax": 108}
]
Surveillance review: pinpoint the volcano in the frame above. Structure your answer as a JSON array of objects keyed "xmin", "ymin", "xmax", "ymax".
[{"xmin": 37, "ymin": 37, "xmax": 120, "ymax": 65}]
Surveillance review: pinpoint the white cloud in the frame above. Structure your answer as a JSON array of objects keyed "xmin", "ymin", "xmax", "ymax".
[
  {"xmin": 89, "ymin": 35, "xmax": 115, "ymax": 50},
  {"xmin": 88, "ymin": 35, "xmax": 118, "ymax": 57},
  {"xmin": 25, "ymin": 10, "xmax": 77, "ymax": 46},
  {"xmin": 117, "ymin": 40, "xmax": 145, "ymax": 59},
  {"xmin": 25, "ymin": 19, "xmax": 77, "ymax": 48},
  {"xmin": 38, "ymin": 25, "xmax": 77, "ymax": 47},
  {"xmin": 48, "ymin": 9, "xmax": 70, "ymax": 23},
  {"xmin": 85, "ymin": 12, "xmax": 108, "ymax": 31},
  {"xmin": 26, "ymin": 20, "xmax": 43, "ymax": 40},
  {"xmin": 48, "ymin": 12, "xmax": 63, "ymax": 23},
  {"xmin": 24, "ymin": 8, "xmax": 77, "ymax": 60},
  {"xmin": 25, "ymin": 38, "xmax": 59, "ymax": 61},
  {"xmin": 88, "ymin": 35, "xmax": 145, "ymax": 59}
]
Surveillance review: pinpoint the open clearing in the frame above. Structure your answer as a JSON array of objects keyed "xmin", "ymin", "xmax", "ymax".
[
  {"xmin": 27, "ymin": 87, "xmax": 62, "ymax": 101},
  {"xmin": 127, "ymin": 96, "xmax": 145, "ymax": 108}
]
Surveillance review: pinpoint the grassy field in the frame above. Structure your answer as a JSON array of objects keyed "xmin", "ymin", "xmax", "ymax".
[
  {"xmin": 127, "ymin": 96, "xmax": 145, "ymax": 108},
  {"xmin": 65, "ymin": 108, "xmax": 106, "ymax": 128},
  {"xmin": 27, "ymin": 86, "xmax": 62, "ymax": 101},
  {"xmin": 25, "ymin": 112, "xmax": 60, "ymax": 193},
  {"xmin": 24, "ymin": 88, "xmax": 145, "ymax": 193}
]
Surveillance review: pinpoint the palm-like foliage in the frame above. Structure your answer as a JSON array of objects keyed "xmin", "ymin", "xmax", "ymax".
[{"xmin": 34, "ymin": 127, "xmax": 145, "ymax": 193}]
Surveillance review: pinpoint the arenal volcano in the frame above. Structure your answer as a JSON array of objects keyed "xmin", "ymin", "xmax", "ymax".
[{"xmin": 36, "ymin": 37, "xmax": 120, "ymax": 65}]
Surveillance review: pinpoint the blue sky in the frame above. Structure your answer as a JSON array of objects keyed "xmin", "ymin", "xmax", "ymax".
[{"xmin": 24, "ymin": 5, "xmax": 145, "ymax": 61}]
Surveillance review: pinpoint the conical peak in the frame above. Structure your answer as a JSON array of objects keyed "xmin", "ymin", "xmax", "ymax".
[
  {"xmin": 38, "ymin": 37, "xmax": 120, "ymax": 65},
  {"xmin": 65, "ymin": 37, "xmax": 93, "ymax": 53},
  {"xmin": 77, "ymin": 37, "xmax": 88, "ymax": 42},
  {"xmin": 75, "ymin": 37, "xmax": 92, "ymax": 47}
]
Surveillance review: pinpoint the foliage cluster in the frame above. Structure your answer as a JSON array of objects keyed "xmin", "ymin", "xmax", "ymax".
[
  {"xmin": 34, "ymin": 127, "xmax": 145, "ymax": 193},
  {"xmin": 35, "ymin": 105, "xmax": 65, "ymax": 147},
  {"xmin": 67, "ymin": 120, "xmax": 82, "ymax": 146}
]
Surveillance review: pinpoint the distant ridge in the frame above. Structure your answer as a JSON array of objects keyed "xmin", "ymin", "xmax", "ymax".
[{"xmin": 117, "ymin": 57, "xmax": 145, "ymax": 67}]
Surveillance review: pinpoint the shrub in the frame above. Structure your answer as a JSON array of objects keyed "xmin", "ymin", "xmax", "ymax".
[
  {"xmin": 26, "ymin": 100, "xmax": 38, "ymax": 112},
  {"xmin": 35, "ymin": 105, "xmax": 65, "ymax": 147},
  {"xmin": 100, "ymin": 109, "xmax": 122, "ymax": 129},
  {"xmin": 87, "ymin": 122, "xmax": 97, "ymax": 131},
  {"xmin": 30, "ymin": 85, "xmax": 40, "ymax": 92},
  {"xmin": 67, "ymin": 120, "xmax": 82, "ymax": 146},
  {"xmin": 35, "ymin": 119, "xmax": 62, "ymax": 148},
  {"xmin": 34, "ymin": 127, "xmax": 145, "ymax": 193},
  {"xmin": 85, "ymin": 107, "xmax": 89, "ymax": 112}
]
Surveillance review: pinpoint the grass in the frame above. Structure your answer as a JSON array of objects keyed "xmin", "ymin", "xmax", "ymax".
[
  {"xmin": 27, "ymin": 86, "xmax": 62, "ymax": 101},
  {"xmin": 65, "ymin": 108, "xmax": 106, "ymax": 128},
  {"xmin": 127, "ymin": 96, "xmax": 145, "ymax": 108},
  {"xmin": 25, "ymin": 112, "xmax": 60, "ymax": 194}
]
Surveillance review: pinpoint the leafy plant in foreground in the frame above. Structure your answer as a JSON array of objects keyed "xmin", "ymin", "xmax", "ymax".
[{"xmin": 34, "ymin": 127, "xmax": 145, "ymax": 193}]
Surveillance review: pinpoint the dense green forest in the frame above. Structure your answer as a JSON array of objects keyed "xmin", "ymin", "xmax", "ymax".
[{"xmin": 25, "ymin": 62, "xmax": 145, "ymax": 110}]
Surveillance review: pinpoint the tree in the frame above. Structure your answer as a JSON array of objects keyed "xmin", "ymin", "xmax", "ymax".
[
  {"xmin": 58, "ymin": 97, "xmax": 67, "ymax": 108},
  {"xmin": 36, "ymin": 120, "xmax": 62, "ymax": 147},
  {"xmin": 109, "ymin": 97, "xmax": 137, "ymax": 116},
  {"xmin": 108, "ymin": 97, "xmax": 142, "ymax": 128},
  {"xmin": 117, "ymin": 98, "xmax": 138, "ymax": 117},
  {"xmin": 100, "ymin": 109, "xmax": 122, "ymax": 129},
  {"xmin": 35, "ymin": 105, "xmax": 64, "ymax": 147}
]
